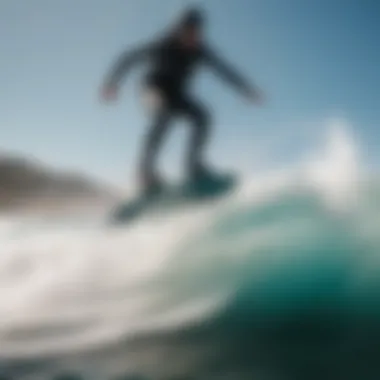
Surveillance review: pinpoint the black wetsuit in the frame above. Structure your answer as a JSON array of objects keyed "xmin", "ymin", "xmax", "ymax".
[{"xmin": 104, "ymin": 34, "xmax": 253, "ymax": 184}]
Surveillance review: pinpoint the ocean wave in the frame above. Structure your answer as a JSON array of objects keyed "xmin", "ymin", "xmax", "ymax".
[{"xmin": 0, "ymin": 122, "xmax": 379, "ymax": 379}]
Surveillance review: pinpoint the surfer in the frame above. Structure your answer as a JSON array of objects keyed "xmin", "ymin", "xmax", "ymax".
[{"xmin": 101, "ymin": 7, "xmax": 264, "ymax": 194}]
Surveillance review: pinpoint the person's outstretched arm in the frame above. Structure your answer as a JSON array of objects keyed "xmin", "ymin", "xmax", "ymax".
[
  {"xmin": 203, "ymin": 46, "xmax": 263, "ymax": 103},
  {"xmin": 101, "ymin": 41, "xmax": 156, "ymax": 101}
]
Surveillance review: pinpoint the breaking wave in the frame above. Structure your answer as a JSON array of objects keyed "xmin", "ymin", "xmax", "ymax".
[{"xmin": 0, "ymin": 120, "xmax": 379, "ymax": 380}]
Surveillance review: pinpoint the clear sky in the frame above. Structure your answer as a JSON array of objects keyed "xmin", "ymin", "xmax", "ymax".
[{"xmin": 1, "ymin": 0, "xmax": 379, "ymax": 184}]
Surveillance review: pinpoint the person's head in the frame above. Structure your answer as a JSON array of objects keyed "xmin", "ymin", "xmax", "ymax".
[{"xmin": 176, "ymin": 7, "xmax": 205, "ymax": 48}]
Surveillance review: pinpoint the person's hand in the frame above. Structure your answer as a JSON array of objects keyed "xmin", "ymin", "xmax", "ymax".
[
  {"xmin": 246, "ymin": 88, "xmax": 266, "ymax": 106},
  {"xmin": 100, "ymin": 84, "xmax": 118, "ymax": 103}
]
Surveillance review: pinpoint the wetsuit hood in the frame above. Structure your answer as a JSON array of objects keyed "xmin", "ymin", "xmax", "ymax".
[
  {"xmin": 179, "ymin": 7, "xmax": 205, "ymax": 28},
  {"xmin": 172, "ymin": 6, "xmax": 205, "ymax": 34}
]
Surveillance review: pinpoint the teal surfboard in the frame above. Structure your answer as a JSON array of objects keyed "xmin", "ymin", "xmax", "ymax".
[{"xmin": 109, "ymin": 173, "xmax": 237, "ymax": 225}]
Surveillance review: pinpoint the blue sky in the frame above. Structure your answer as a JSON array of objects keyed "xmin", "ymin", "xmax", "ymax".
[{"xmin": 0, "ymin": 0, "xmax": 379, "ymax": 183}]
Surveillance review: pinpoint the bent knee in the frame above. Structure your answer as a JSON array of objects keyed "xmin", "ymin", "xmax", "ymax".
[{"xmin": 194, "ymin": 107, "xmax": 211, "ymax": 130}]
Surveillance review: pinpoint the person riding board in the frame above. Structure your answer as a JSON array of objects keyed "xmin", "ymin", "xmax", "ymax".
[{"xmin": 101, "ymin": 7, "xmax": 264, "ymax": 195}]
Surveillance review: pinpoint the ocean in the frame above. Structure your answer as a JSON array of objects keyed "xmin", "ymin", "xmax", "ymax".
[{"xmin": 0, "ymin": 124, "xmax": 379, "ymax": 380}]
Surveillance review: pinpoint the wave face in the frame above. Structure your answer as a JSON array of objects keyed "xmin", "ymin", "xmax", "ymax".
[{"xmin": 1, "ymin": 122, "xmax": 380, "ymax": 380}]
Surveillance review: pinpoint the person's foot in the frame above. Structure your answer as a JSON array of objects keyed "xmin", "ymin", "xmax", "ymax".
[
  {"xmin": 189, "ymin": 163, "xmax": 227, "ymax": 184},
  {"xmin": 141, "ymin": 173, "xmax": 164, "ymax": 196}
]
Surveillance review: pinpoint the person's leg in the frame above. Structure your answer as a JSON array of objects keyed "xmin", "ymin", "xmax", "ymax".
[
  {"xmin": 139, "ymin": 107, "xmax": 172, "ymax": 191},
  {"xmin": 177, "ymin": 96, "xmax": 211, "ymax": 178}
]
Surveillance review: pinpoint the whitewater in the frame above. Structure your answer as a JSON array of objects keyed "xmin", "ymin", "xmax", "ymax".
[{"xmin": 0, "ymin": 120, "xmax": 379, "ymax": 380}]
